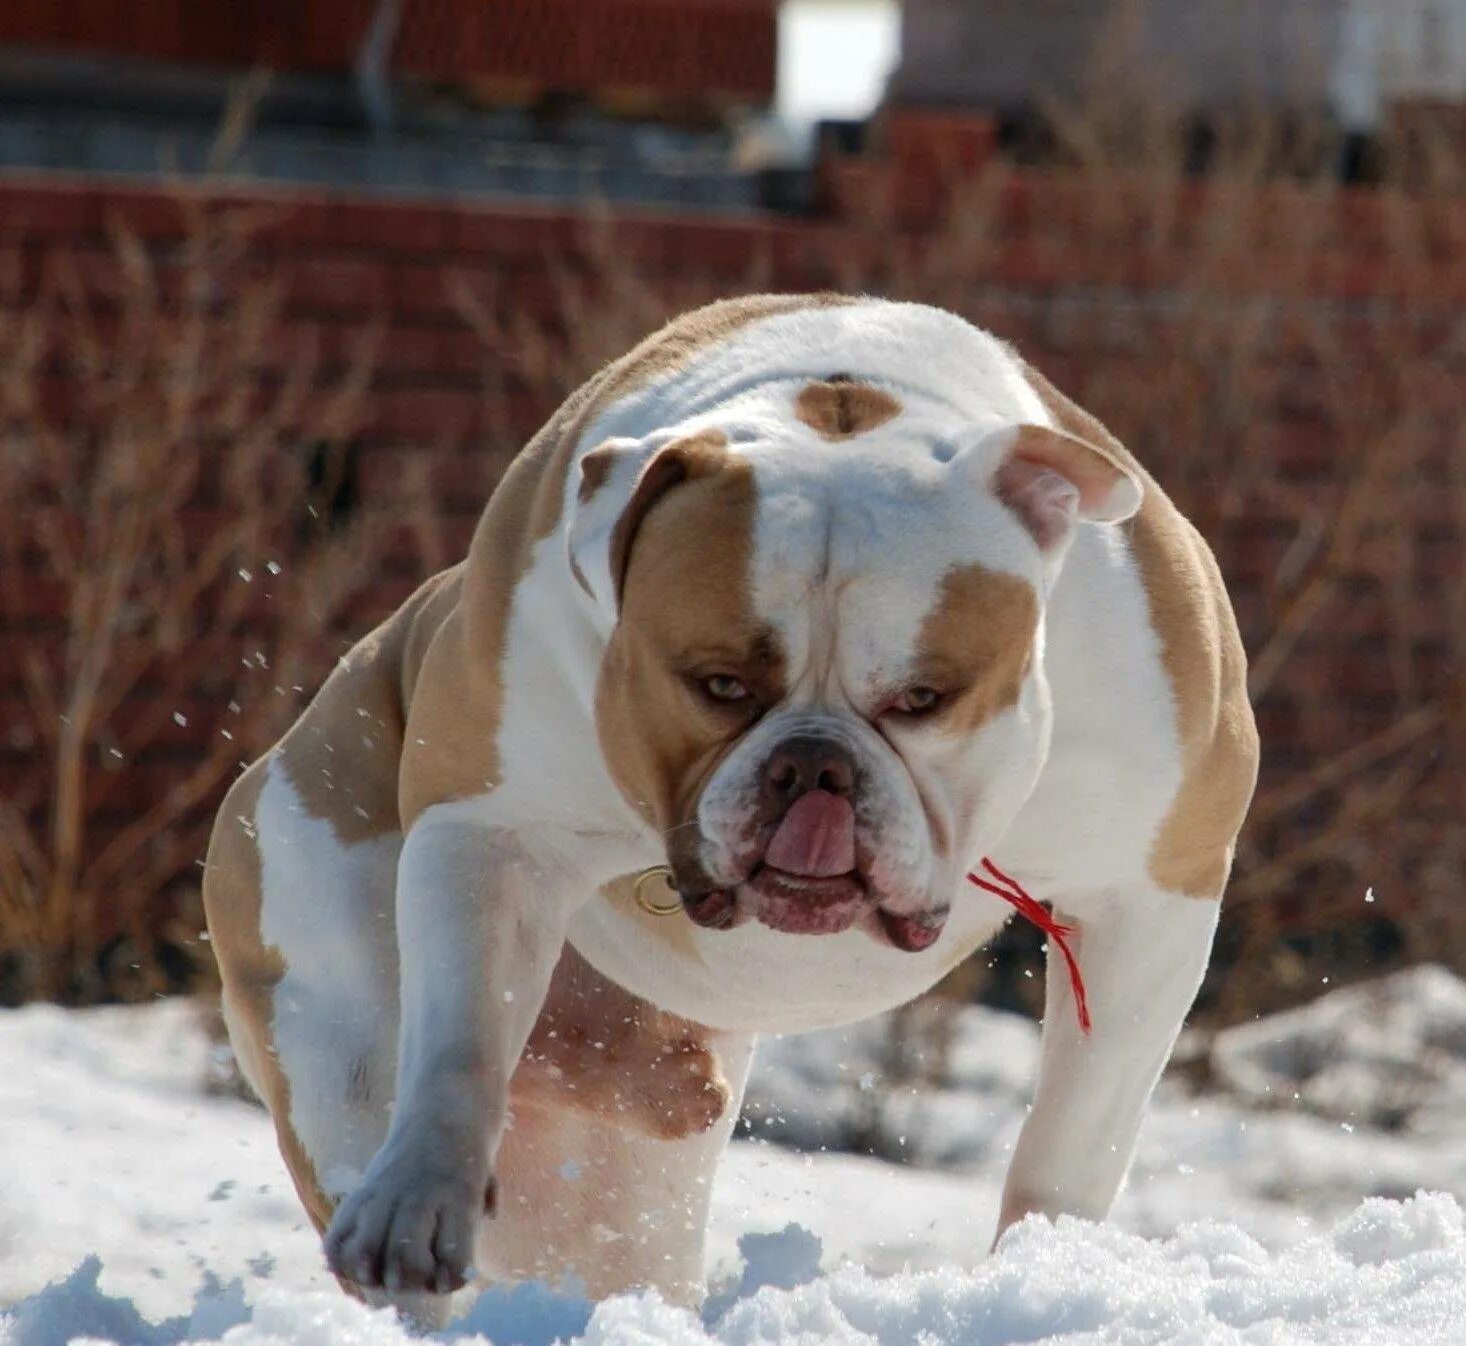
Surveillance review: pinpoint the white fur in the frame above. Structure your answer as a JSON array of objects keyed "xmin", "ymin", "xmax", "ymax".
[
  {"xmin": 998, "ymin": 883, "xmax": 1220, "ymax": 1229},
  {"xmin": 255, "ymin": 761, "xmax": 401, "ymax": 1194}
]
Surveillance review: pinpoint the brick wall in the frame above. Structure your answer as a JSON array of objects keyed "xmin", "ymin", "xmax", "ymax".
[
  {"xmin": 0, "ymin": 167, "xmax": 1458, "ymax": 1007},
  {"xmin": 0, "ymin": 0, "xmax": 777, "ymax": 104}
]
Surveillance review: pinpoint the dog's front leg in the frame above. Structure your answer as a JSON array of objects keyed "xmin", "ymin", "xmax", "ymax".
[
  {"xmin": 994, "ymin": 883, "xmax": 1221, "ymax": 1242},
  {"xmin": 323, "ymin": 807, "xmax": 580, "ymax": 1297}
]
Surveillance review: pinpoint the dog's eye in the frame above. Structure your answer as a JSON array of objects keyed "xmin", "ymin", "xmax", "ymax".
[
  {"xmin": 892, "ymin": 686, "xmax": 943, "ymax": 715},
  {"xmin": 702, "ymin": 674, "xmax": 750, "ymax": 703}
]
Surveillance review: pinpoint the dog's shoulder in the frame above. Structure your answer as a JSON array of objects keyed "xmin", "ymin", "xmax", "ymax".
[{"xmin": 259, "ymin": 565, "xmax": 463, "ymax": 844}]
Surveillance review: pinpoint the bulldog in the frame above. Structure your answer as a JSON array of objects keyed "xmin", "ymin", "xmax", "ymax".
[{"xmin": 204, "ymin": 294, "xmax": 1257, "ymax": 1322}]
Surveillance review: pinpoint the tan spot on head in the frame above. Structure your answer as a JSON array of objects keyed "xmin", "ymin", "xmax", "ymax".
[
  {"xmin": 595, "ymin": 453, "xmax": 783, "ymax": 874},
  {"xmin": 912, "ymin": 564, "xmax": 1038, "ymax": 735},
  {"xmin": 1018, "ymin": 356, "xmax": 1259, "ymax": 898},
  {"xmin": 577, "ymin": 447, "xmax": 617, "ymax": 505},
  {"xmin": 278, "ymin": 566, "xmax": 460, "ymax": 845},
  {"xmin": 794, "ymin": 377, "xmax": 902, "ymax": 440}
]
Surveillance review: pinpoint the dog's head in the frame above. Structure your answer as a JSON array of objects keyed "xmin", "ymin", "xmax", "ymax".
[{"xmin": 571, "ymin": 387, "xmax": 1140, "ymax": 951}]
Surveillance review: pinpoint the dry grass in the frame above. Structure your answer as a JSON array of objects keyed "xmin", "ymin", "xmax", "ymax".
[{"xmin": 0, "ymin": 202, "xmax": 440, "ymax": 1003}]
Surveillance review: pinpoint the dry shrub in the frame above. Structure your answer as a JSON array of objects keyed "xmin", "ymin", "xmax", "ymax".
[
  {"xmin": 448, "ymin": 206, "xmax": 775, "ymax": 413},
  {"xmin": 0, "ymin": 201, "xmax": 437, "ymax": 1004}
]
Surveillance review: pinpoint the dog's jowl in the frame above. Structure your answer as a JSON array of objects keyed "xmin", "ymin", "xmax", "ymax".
[{"xmin": 204, "ymin": 295, "xmax": 1258, "ymax": 1322}]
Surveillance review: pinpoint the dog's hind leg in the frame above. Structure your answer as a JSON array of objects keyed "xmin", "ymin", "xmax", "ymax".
[
  {"xmin": 515, "ymin": 944, "xmax": 733, "ymax": 1142},
  {"xmin": 486, "ymin": 1032, "xmax": 757, "ymax": 1305}
]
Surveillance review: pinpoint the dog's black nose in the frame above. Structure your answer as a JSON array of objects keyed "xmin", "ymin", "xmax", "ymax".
[{"xmin": 761, "ymin": 736, "xmax": 856, "ymax": 802}]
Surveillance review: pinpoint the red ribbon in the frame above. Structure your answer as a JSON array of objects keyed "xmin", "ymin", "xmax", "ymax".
[{"xmin": 969, "ymin": 857, "xmax": 1092, "ymax": 1035}]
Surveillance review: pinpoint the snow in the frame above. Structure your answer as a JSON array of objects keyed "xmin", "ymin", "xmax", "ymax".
[
  {"xmin": 9, "ymin": 1201, "xmax": 1466, "ymax": 1346},
  {"xmin": 4, "ymin": 969, "xmax": 1466, "ymax": 1344},
  {"xmin": 1209, "ymin": 965, "xmax": 1466, "ymax": 1137}
]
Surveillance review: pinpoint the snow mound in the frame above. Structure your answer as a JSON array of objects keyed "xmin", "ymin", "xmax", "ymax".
[
  {"xmin": 744, "ymin": 1002, "xmax": 1037, "ymax": 1164},
  {"xmin": 6, "ymin": 1195, "xmax": 1466, "ymax": 1346},
  {"xmin": 1212, "ymin": 965, "xmax": 1466, "ymax": 1136}
]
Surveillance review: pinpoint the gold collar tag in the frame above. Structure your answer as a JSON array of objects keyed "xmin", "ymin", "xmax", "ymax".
[{"xmin": 632, "ymin": 865, "xmax": 683, "ymax": 917}]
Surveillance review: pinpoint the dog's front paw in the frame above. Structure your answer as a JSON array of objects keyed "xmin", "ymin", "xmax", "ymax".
[{"xmin": 323, "ymin": 1142, "xmax": 494, "ymax": 1296}]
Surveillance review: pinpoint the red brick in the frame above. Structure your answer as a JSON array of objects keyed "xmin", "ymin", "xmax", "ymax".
[
  {"xmin": 1412, "ymin": 528, "xmax": 1464, "ymax": 579},
  {"xmin": 287, "ymin": 255, "xmax": 391, "ymax": 315},
  {"xmin": 391, "ymin": 262, "xmax": 457, "ymax": 321},
  {"xmin": 442, "ymin": 262, "xmax": 568, "ymax": 324},
  {"xmin": 334, "ymin": 198, "xmax": 451, "ymax": 255},
  {"xmin": 374, "ymin": 324, "xmax": 449, "ymax": 378},
  {"xmin": 886, "ymin": 107, "xmax": 999, "ymax": 175},
  {"xmin": 364, "ymin": 384, "xmax": 485, "ymax": 441},
  {"xmin": 257, "ymin": 196, "xmax": 342, "ymax": 248},
  {"xmin": 100, "ymin": 190, "xmax": 193, "ymax": 243},
  {"xmin": 448, "ymin": 207, "xmax": 580, "ymax": 261},
  {"xmin": 0, "ymin": 572, "xmax": 69, "ymax": 622},
  {"xmin": 424, "ymin": 446, "xmax": 495, "ymax": 508},
  {"xmin": 0, "ymin": 178, "xmax": 104, "ymax": 238},
  {"xmin": 435, "ymin": 326, "xmax": 492, "ymax": 379}
]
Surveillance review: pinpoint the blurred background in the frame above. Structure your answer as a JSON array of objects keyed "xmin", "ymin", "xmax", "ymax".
[{"xmin": 0, "ymin": 0, "xmax": 1460, "ymax": 1049}]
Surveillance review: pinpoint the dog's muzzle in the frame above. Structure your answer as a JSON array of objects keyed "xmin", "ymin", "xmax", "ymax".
[{"xmin": 636, "ymin": 728, "xmax": 950, "ymax": 950}]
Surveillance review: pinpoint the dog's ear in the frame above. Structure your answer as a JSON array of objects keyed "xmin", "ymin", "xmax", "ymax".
[
  {"xmin": 569, "ymin": 429, "xmax": 731, "ymax": 614},
  {"xmin": 982, "ymin": 423, "xmax": 1142, "ymax": 551}
]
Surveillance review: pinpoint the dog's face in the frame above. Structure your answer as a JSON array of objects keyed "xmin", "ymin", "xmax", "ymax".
[{"xmin": 579, "ymin": 399, "xmax": 1140, "ymax": 951}]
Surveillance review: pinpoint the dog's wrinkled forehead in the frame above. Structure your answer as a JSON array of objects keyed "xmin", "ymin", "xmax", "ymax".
[
  {"xmin": 742, "ymin": 413, "xmax": 1040, "ymax": 694},
  {"xmin": 615, "ymin": 398, "xmax": 1041, "ymax": 704}
]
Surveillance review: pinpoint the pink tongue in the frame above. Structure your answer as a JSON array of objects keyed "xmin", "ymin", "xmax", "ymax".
[{"xmin": 764, "ymin": 790, "xmax": 856, "ymax": 878}]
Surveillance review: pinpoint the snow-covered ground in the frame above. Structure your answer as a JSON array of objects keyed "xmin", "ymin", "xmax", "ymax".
[{"xmin": 4, "ymin": 968, "xmax": 1466, "ymax": 1344}]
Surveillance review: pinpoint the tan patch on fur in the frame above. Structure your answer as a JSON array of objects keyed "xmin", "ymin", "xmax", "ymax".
[
  {"xmin": 399, "ymin": 293, "xmax": 854, "ymax": 828},
  {"xmin": 202, "ymin": 759, "xmax": 333, "ymax": 1234},
  {"xmin": 793, "ymin": 378, "xmax": 902, "ymax": 440},
  {"xmin": 514, "ymin": 944, "xmax": 728, "ymax": 1140},
  {"xmin": 595, "ymin": 456, "xmax": 774, "ymax": 826},
  {"xmin": 595, "ymin": 453, "xmax": 783, "ymax": 951},
  {"xmin": 913, "ymin": 564, "xmax": 1038, "ymax": 737},
  {"xmin": 280, "ymin": 566, "xmax": 462, "ymax": 844},
  {"xmin": 605, "ymin": 429, "xmax": 730, "ymax": 604},
  {"xmin": 577, "ymin": 447, "xmax": 617, "ymax": 504},
  {"xmin": 1018, "ymin": 359, "xmax": 1259, "ymax": 898}
]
